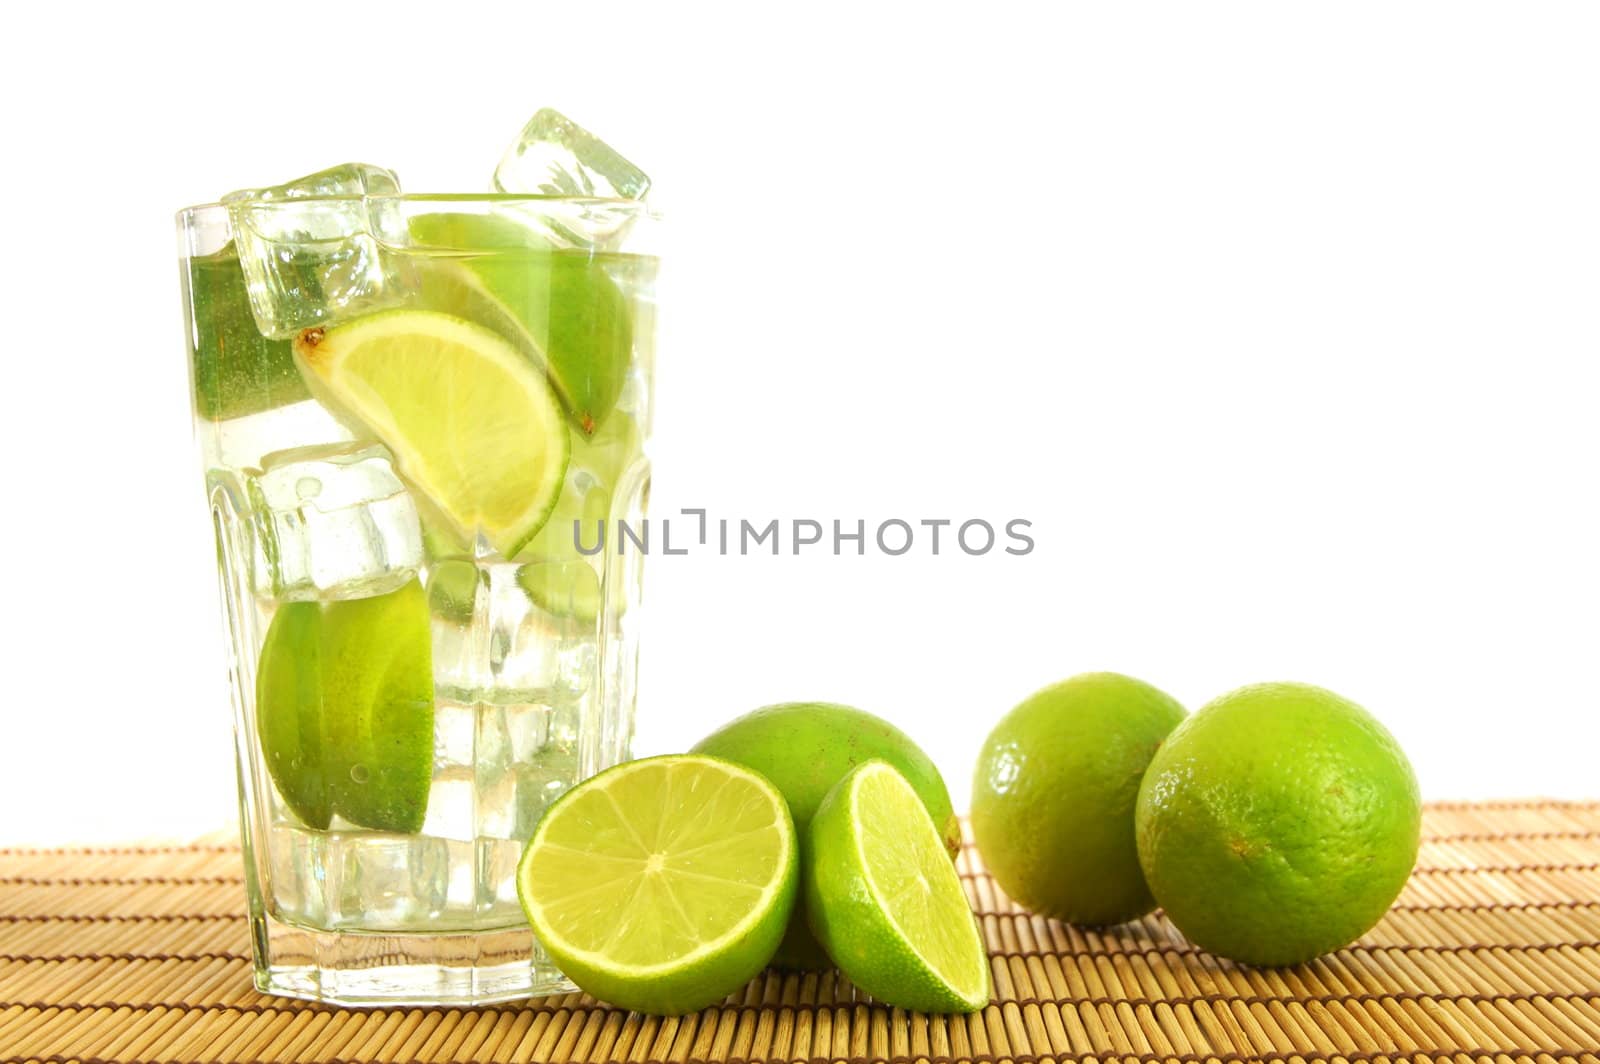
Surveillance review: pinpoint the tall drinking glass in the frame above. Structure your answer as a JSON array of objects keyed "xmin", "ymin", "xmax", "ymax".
[{"xmin": 176, "ymin": 195, "xmax": 658, "ymax": 1004}]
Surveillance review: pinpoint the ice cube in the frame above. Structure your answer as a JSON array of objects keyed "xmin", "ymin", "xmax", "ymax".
[
  {"xmin": 427, "ymin": 561, "xmax": 597, "ymax": 703},
  {"xmin": 513, "ymin": 701, "xmax": 582, "ymax": 831},
  {"xmin": 494, "ymin": 109, "xmax": 649, "ymax": 199},
  {"xmin": 474, "ymin": 836, "xmax": 528, "ymax": 922},
  {"xmin": 266, "ymin": 822, "xmax": 329, "ymax": 927},
  {"xmin": 225, "ymin": 163, "xmax": 411, "ymax": 338},
  {"xmin": 246, "ymin": 442, "xmax": 422, "ymax": 601},
  {"xmin": 424, "ymin": 560, "xmax": 597, "ymax": 841},
  {"xmin": 420, "ymin": 765, "xmax": 476, "ymax": 843},
  {"xmin": 474, "ymin": 700, "xmax": 582, "ymax": 840},
  {"xmin": 492, "ymin": 109, "xmax": 649, "ymax": 247},
  {"xmin": 330, "ymin": 831, "xmax": 452, "ymax": 928}
]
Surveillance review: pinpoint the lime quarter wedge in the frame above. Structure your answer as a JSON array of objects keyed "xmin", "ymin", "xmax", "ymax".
[
  {"xmin": 293, "ymin": 309, "xmax": 569, "ymax": 557},
  {"xmin": 188, "ymin": 245, "xmax": 311, "ymax": 421},
  {"xmin": 410, "ymin": 212, "xmax": 633, "ymax": 436},
  {"xmin": 318, "ymin": 581, "xmax": 435, "ymax": 833},
  {"xmin": 254, "ymin": 580, "xmax": 434, "ymax": 834},
  {"xmin": 255, "ymin": 601, "xmax": 331, "ymax": 830},
  {"xmin": 805, "ymin": 761, "xmax": 990, "ymax": 1013},
  {"xmin": 517, "ymin": 754, "xmax": 798, "ymax": 1015}
]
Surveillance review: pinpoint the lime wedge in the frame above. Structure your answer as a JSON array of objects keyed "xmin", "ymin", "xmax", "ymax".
[
  {"xmin": 806, "ymin": 761, "xmax": 990, "ymax": 1013},
  {"xmin": 513, "ymin": 411, "xmax": 642, "ymax": 622},
  {"xmin": 187, "ymin": 245, "xmax": 311, "ymax": 420},
  {"xmin": 256, "ymin": 601, "xmax": 331, "ymax": 829},
  {"xmin": 292, "ymin": 309, "xmax": 569, "ymax": 557},
  {"xmin": 254, "ymin": 580, "xmax": 434, "ymax": 834},
  {"xmin": 319, "ymin": 581, "xmax": 435, "ymax": 833},
  {"xmin": 515, "ymin": 559, "xmax": 602, "ymax": 623},
  {"xmin": 410, "ymin": 212, "xmax": 633, "ymax": 436},
  {"xmin": 516, "ymin": 409, "xmax": 639, "ymax": 560},
  {"xmin": 517, "ymin": 754, "xmax": 798, "ymax": 1015}
]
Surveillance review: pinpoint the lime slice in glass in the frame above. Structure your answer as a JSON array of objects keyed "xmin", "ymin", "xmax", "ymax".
[
  {"xmin": 319, "ymin": 580, "xmax": 435, "ymax": 833},
  {"xmin": 256, "ymin": 601, "xmax": 331, "ymax": 829},
  {"xmin": 292, "ymin": 309, "xmax": 569, "ymax": 557},
  {"xmin": 187, "ymin": 245, "xmax": 311, "ymax": 421},
  {"xmin": 255, "ymin": 579, "xmax": 434, "ymax": 834},
  {"xmin": 517, "ymin": 754, "xmax": 798, "ymax": 1015},
  {"xmin": 516, "ymin": 409, "xmax": 638, "ymax": 560},
  {"xmin": 410, "ymin": 212, "xmax": 633, "ymax": 436},
  {"xmin": 515, "ymin": 559, "xmax": 603, "ymax": 623},
  {"xmin": 806, "ymin": 761, "xmax": 991, "ymax": 1013}
]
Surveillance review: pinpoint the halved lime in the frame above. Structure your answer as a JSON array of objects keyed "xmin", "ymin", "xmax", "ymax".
[
  {"xmin": 517, "ymin": 754, "xmax": 798, "ymax": 1015},
  {"xmin": 806, "ymin": 761, "xmax": 990, "ymax": 1013},
  {"xmin": 292, "ymin": 309, "xmax": 569, "ymax": 557},
  {"xmin": 410, "ymin": 212, "xmax": 634, "ymax": 436},
  {"xmin": 255, "ymin": 580, "xmax": 434, "ymax": 833}
]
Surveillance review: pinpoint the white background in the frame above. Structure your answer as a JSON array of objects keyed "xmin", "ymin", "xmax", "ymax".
[{"xmin": 2, "ymin": 3, "xmax": 1596, "ymax": 844}]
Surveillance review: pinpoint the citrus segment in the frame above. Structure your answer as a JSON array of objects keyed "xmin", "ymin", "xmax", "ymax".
[{"xmin": 292, "ymin": 309, "xmax": 569, "ymax": 557}]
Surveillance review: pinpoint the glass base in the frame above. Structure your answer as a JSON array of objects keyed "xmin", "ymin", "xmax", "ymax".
[{"xmin": 250, "ymin": 910, "xmax": 575, "ymax": 1006}]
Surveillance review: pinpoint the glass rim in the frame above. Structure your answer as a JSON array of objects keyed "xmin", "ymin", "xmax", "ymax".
[{"xmin": 176, "ymin": 193, "xmax": 662, "ymax": 224}]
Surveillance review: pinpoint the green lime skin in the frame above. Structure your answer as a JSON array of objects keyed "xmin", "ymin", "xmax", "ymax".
[
  {"xmin": 1135, "ymin": 682, "xmax": 1421, "ymax": 967},
  {"xmin": 692, "ymin": 702, "xmax": 960, "ymax": 970},
  {"xmin": 970, "ymin": 673, "xmax": 1186, "ymax": 927},
  {"xmin": 254, "ymin": 580, "xmax": 435, "ymax": 834},
  {"xmin": 256, "ymin": 602, "xmax": 331, "ymax": 829},
  {"xmin": 186, "ymin": 245, "xmax": 310, "ymax": 420},
  {"xmin": 319, "ymin": 582, "xmax": 435, "ymax": 833}
]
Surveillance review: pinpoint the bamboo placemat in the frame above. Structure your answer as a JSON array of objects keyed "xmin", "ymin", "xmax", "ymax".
[{"xmin": 3, "ymin": 802, "xmax": 1599, "ymax": 1063}]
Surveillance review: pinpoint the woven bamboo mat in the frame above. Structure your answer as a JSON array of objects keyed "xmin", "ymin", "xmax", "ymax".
[{"xmin": 3, "ymin": 802, "xmax": 1599, "ymax": 1064}]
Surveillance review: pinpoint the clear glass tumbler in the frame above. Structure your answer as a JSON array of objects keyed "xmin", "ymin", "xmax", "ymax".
[{"xmin": 176, "ymin": 195, "xmax": 658, "ymax": 1004}]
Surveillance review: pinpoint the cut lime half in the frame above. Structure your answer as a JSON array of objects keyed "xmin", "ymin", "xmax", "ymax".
[
  {"xmin": 517, "ymin": 754, "xmax": 798, "ymax": 1015},
  {"xmin": 806, "ymin": 761, "xmax": 990, "ymax": 1013},
  {"xmin": 292, "ymin": 309, "xmax": 569, "ymax": 557}
]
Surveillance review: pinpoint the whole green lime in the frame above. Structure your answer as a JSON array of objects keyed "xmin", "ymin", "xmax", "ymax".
[
  {"xmin": 1135, "ymin": 682, "xmax": 1421, "ymax": 966},
  {"xmin": 970, "ymin": 673, "xmax": 1187, "ymax": 926},
  {"xmin": 692, "ymin": 702, "xmax": 958, "ymax": 969}
]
